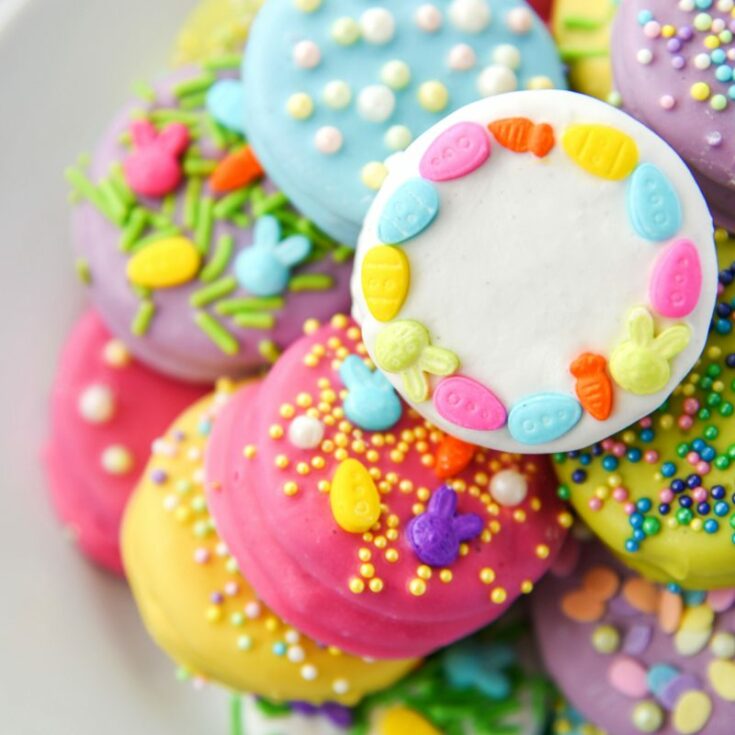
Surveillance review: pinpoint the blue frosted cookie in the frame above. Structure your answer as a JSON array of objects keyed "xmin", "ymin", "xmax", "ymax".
[{"xmin": 238, "ymin": 0, "xmax": 566, "ymax": 244}]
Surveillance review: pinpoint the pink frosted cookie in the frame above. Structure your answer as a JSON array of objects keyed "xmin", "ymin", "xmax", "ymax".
[
  {"xmin": 45, "ymin": 311, "xmax": 205, "ymax": 573},
  {"xmin": 205, "ymin": 315, "xmax": 568, "ymax": 659}
]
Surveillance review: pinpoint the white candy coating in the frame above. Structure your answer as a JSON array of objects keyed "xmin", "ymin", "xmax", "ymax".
[
  {"xmin": 293, "ymin": 39, "xmax": 321, "ymax": 69},
  {"xmin": 477, "ymin": 65, "xmax": 517, "ymax": 95},
  {"xmin": 78, "ymin": 384, "xmax": 115, "ymax": 423},
  {"xmin": 314, "ymin": 126, "xmax": 344, "ymax": 154},
  {"xmin": 359, "ymin": 7, "xmax": 395, "ymax": 44},
  {"xmin": 288, "ymin": 415, "xmax": 325, "ymax": 449},
  {"xmin": 357, "ymin": 84, "xmax": 396, "ymax": 123},
  {"xmin": 489, "ymin": 470, "xmax": 529, "ymax": 507},
  {"xmin": 493, "ymin": 43, "xmax": 521, "ymax": 70},
  {"xmin": 448, "ymin": 43, "xmax": 477, "ymax": 70},
  {"xmin": 449, "ymin": 0, "xmax": 492, "ymax": 33},
  {"xmin": 415, "ymin": 3, "xmax": 443, "ymax": 32}
]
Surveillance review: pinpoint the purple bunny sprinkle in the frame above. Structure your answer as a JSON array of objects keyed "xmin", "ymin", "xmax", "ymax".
[{"xmin": 406, "ymin": 485, "xmax": 483, "ymax": 567}]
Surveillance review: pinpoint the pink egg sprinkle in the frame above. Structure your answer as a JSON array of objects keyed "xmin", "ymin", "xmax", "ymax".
[
  {"xmin": 660, "ymin": 94, "xmax": 676, "ymax": 110},
  {"xmin": 613, "ymin": 443, "xmax": 627, "ymax": 458},
  {"xmin": 602, "ymin": 439, "xmax": 615, "ymax": 451},
  {"xmin": 696, "ymin": 462, "xmax": 711, "ymax": 475},
  {"xmin": 683, "ymin": 398, "xmax": 700, "ymax": 415},
  {"xmin": 624, "ymin": 502, "xmax": 636, "ymax": 515},
  {"xmin": 639, "ymin": 417, "xmax": 653, "ymax": 429},
  {"xmin": 589, "ymin": 497, "xmax": 603, "ymax": 511},
  {"xmin": 644, "ymin": 451, "xmax": 659, "ymax": 463},
  {"xmin": 608, "ymin": 656, "xmax": 649, "ymax": 698},
  {"xmin": 687, "ymin": 451, "xmax": 700, "ymax": 464},
  {"xmin": 194, "ymin": 548, "xmax": 211, "ymax": 564},
  {"xmin": 693, "ymin": 487, "xmax": 708, "ymax": 503},
  {"xmin": 644, "ymin": 21, "xmax": 661, "ymax": 37}
]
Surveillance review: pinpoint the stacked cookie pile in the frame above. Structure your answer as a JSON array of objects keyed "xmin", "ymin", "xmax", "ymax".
[{"xmin": 45, "ymin": 1, "xmax": 735, "ymax": 733}]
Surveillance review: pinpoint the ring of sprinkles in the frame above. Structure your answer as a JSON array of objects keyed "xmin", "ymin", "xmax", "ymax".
[
  {"xmin": 205, "ymin": 315, "xmax": 568, "ymax": 659},
  {"xmin": 555, "ymin": 230, "xmax": 735, "ymax": 590},
  {"xmin": 239, "ymin": 0, "xmax": 567, "ymax": 244},
  {"xmin": 122, "ymin": 380, "xmax": 417, "ymax": 703},
  {"xmin": 67, "ymin": 63, "xmax": 351, "ymax": 382},
  {"xmin": 354, "ymin": 89, "xmax": 716, "ymax": 454}
]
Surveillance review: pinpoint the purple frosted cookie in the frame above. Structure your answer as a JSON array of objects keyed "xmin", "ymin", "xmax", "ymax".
[
  {"xmin": 532, "ymin": 535, "xmax": 735, "ymax": 735},
  {"xmin": 612, "ymin": 0, "xmax": 735, "ymax": 231},
  {"xmin": 66, "ymin": 64, "xmax": 352, "ymax": 383}
]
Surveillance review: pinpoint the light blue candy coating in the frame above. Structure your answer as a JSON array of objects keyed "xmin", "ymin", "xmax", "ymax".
[
  {"xmin": 233, "ymin": 216, "xmax": 311, "ymax": 297},
  {"xmin": 339, "ymin": 354, "xmax": 403, "ymax": 431},
  {"xmin": 378, "ymin": 178, "xmax": 439, "ymax": 245},
  {"xmin": 646, "ymin": 663, "xmax": 679, "ymax": 696},
  {"xmin": 507, "ymin": 392, "xmax": 582, "ymax": 445},
  {"xmin": 206, "ymin": 79, "xmax": 246, "ymax": 134},
  {"xmin": 241, "ymin": 0, "xmax": 567, "ymax": 245},
  {"xmin": 627, "ymin": 163, "xmax": 682, "ymax": 242}
]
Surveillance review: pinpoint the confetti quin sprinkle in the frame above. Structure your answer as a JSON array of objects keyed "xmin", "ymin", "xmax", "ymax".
[
  {"xmin": 538, "ymin": 540, "xmax": 735, "ymax": 735},
  {"xmin": 124, "ymin": 381, "xmax": 415, "ymax": 703},
  {"xmin": 232, "ymin": 316, "xmax": 567, "ymax": 655},
  {"xmin": 64, "ymin": 66, "xmax": 348, "ymax": 372}
]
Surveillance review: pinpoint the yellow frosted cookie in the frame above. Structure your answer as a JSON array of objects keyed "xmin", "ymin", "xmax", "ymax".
[
  {"xmin": 552, "ymin": 0, "xmax": 618, "ymax": 102},
  {"xmin": 172, "ymin": 0, "xmax": 263, "ymax": 66},
  {"xmin": 555, "ymin": 230, "xmax": 735, "ymax": 589},
  {"xmin": 122, "ymin": 380, "xmax": 417, "ymax": 704}
]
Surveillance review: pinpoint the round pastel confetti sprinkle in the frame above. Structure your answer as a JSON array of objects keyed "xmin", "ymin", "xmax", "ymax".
[
  {"xmin": 710, "ymin": 631, "xmax": 735, "ymax": 658},
  {"xmin": 101, "ymin": 444, "xmax": 134, "ymax": 475},
  {"xmin": 489, "ymin": 469, "xmax": 528, "ymax": 506},
  {"xmin": 331, "ymin": 17, "xmax": 361, "ymax": 45},
  {"xmin": 333, "ymin": 678, "xmax": 350, "ymax": 695},
  {"xmin": 449, "ymin": 0, "xmax": 492, "ymax": 33},
  {"xmin": 477, "ymin": 65, "xmax": 517, "ymax": 95},
  {"xmin": 660, "ymin": 94, "xmax": 677, "ymax": 109},
  {"xmin": 294, "ymin": 0, "xmax": 321, "ymax": 12},
  {"xmin": 631, "ymin": 701, "xmax": 665, "ymax": 733},
  {"xmin": 78, "ymin": 384, "xmax": 115, "ymax": 423},
  {"xmin": 287, "ymin": 414, "xmax": 325, "ymax": 449},
  {"xmin": 314, "ymin": 126, "xmax": 344, "ymax": 155},
  {"xmin": 301, "ymin": 664, "xmax": 318, "ymax": 681},
  {"xmin": 385, "ymin": 125, "xmax": 413, "ymax": 151},
  {"xmin": 448, "ymin": 43, "xmax": 477, "ymax": 70},
  {"xmin": 359, "ymin": 7, "xmax": 395, "ymax": 45},
  {"xmin": 493, "ymin": 43, "xmax": 521, "ymax": 69},
  {"xmin": 358, "ymin": 85, "xmax": 396, "ymax": 122},
  {"xmin": 361, "ymin": 161, "xmax": 388, "ymax": 189},
  {"xmin": 103, "ymin": 339, "xmax": 131, "ymax": 367},
  {"xmin": 591, "ymin": 624, "xmax": 621, "ymax": 654},
  {"xmin": 637, "ymin": 48, "xmax": 654, "ymax": 64},
  {"xmin": 293, "ymin": 40, "xmax": 321, "ymax": 69},
  {"xmin": 286, "ymin": 92, "xmax": 314, "ymax": 119},
  {"xmin": 323, "ymin": 80, "xmax": 352, "ymax": 109},
  {"xmin": 417, "ymin": 80, "xmax": 449, "ymax": 112},
  {"xmin": 381, "ymin": 60, "xmax": 412, "ymax": 90},
  {"xmin": 526, "ymin": 75, "xmax": 555, "ymax": 90},
  {"xmin": 694, "ymin": 53, "xmax": 712, "ymax": 69},
  {"xmin": 415, "ymin": 3, "xmax": 443, "ymax": 32},
  {"xmin": 505, "ymin": 7, "xmax": 532, "ymax": 34}
]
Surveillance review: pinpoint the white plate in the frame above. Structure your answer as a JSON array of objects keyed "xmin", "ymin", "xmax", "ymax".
[{"xmin": 0, "ymin": 1, "xmax": 234, "ymax": 732}]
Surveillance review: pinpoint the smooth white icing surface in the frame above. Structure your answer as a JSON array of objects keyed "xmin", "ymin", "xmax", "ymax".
[{"xmin": 352, "ymin": 90, "xmax": 716, "ymax": 453}]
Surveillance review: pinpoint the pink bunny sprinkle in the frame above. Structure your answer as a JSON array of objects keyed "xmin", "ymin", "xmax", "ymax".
[{"xmin": 123, "ymin": 120, "xmax": 190, "ymax": 198}]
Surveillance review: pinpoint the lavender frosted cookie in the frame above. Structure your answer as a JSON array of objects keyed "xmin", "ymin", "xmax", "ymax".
[
  {"xmin": 533, "ymin": 535, "xmax": 735, "ymax": 735},
  {"xmin": 611, "ymin": 0, "xmax": 735, "ymax": 231},
  {"xmin": 66, "ymin": 65, "xmax": 352, "ymax": 383}
]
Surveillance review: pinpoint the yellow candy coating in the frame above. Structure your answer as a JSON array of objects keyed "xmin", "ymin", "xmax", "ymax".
[
  {"xmin": 122, "ymin": 387, "xmax": 416, "ymax": 703},
  {"xmin": 672, "ymin": 691, "xmax": 712, "ymax": 734},
  {"xmin": 562, "ymin": 124, "xmax": 639, "ymax": 180},
  {"xmin": 708, "ymin": 660, "xmax": 735, "ymax": 701},
  {"xmin": 330, "ymin": 458, "xmax": 382, "ymax": 533},
  {"xmin": 361, "ymin": 246, "xmax": 410, "ymax": 322},
  {"xmin": 126, "ymin": 237, "xmax": 201, "ymax": 289}
]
